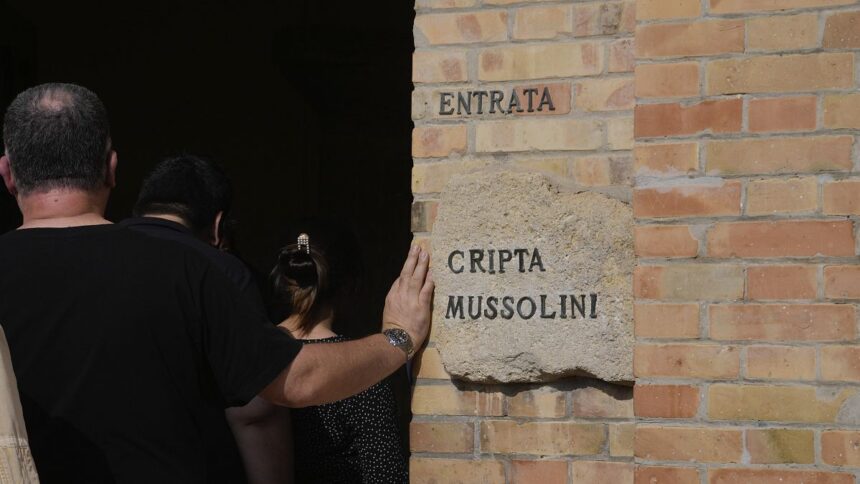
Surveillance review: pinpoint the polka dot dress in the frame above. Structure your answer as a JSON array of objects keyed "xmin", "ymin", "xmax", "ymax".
[{"xmin": 291, "ymin": 336, "xmax": 409, "ymax": 484}]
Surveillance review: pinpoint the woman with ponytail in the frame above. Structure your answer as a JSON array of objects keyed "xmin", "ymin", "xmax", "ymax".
[{"xmin": 269, "ymin": 223, "xmax": 409, "ymax": 484}]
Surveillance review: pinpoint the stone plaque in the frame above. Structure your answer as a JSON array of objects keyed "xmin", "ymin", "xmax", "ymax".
[{"xmin": 432, "ymin": 171, "xmax": 634, "ymax": 383}]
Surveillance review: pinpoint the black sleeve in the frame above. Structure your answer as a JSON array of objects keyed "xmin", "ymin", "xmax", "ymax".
[
  {"xmin": 196, "ymin": 262, "xmax": 303, "ymax": 407},
  {"xmin": 348, "ymin": 381, "xmax": 409, "ymax": 484}
]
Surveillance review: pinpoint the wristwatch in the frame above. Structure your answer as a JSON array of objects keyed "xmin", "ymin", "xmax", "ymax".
[{"xmin": 383, "ymin": 328, "xmax": 414, "ymax": 360}]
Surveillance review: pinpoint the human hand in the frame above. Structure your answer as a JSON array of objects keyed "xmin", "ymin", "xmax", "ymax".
[{"xmin": 382, "ymin": 244, "xmax": 434, "ymax": 350}]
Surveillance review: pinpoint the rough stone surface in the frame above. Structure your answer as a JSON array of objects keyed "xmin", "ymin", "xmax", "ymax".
[{"xmin": 432, "ymin": 170, "xmax": 634, "ymax": 383}]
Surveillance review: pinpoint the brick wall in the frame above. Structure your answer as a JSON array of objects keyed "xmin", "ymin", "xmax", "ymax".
[
  {"xmin": 410, "ymin": 0, "xmax": 636, "ymax": 482},
  {"xmin": 633, "ymin": 1, "xmax": 860, "ymax": 483}
]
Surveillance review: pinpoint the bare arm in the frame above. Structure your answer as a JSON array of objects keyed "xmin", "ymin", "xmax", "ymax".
[
  {"xmin": 225, "ymin": 397, "xmax": 293, "ymax": 484},
  {"xmin": 261, "ymin": 245, "xmax": 434, "ymax": 408}
]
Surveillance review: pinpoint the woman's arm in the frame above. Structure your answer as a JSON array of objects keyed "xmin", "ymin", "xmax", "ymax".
[{"xmin": 226, "ymin": 397, "xmax": 294, "ymax": 484}]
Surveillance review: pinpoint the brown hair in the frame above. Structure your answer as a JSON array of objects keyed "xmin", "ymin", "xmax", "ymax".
[{"xmin": 269, "ymin": 244, "xmax": 332, "ymax": 333}]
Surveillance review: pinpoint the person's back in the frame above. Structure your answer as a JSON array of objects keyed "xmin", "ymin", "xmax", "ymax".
[{"xmin": 0, "ymin": 224, "xmax": 296, "ymax": 482}]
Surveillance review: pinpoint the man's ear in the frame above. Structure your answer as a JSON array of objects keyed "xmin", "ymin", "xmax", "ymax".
[
  {"xmin": 0, "ymin": 155, "xmax": 18, "ymax": 196},
  {"xmin": 212, "ymin": 211, "xmax": 224, "ymax": 248},
  {"xmin": 106, "ymin": 150, "xmax": 118, "ymax": 188}
]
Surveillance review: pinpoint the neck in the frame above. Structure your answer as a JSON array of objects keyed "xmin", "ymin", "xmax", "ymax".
[
  {"xmin": 279, "ymin": 308, "xmax": 335, "ymax": 339},
  {"xmin": 18, "ymin": 188, "xmax": 110, "ymax": 229},
  {"xmin": 143, "ymin": 213, "xmax": 188, "ymax": 227}
]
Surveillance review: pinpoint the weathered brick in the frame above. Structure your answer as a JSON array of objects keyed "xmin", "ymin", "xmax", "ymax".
[
  {"xmin": 749, "ymin": 97, "xmax": 817, "ymax": 133},
  {"xmin": 824, "ymin": 11, "xmax": 860, "ymax": 48},
  {"xmin": 412, "ymin": 125, "xmax": 468, "ymax": 158},
  {"xmin": 824, "ymin": 94, "xmax": 860, "ymax": 130},
  {"xmin": 512, "ymin": 5, "xmax": 572, "ymax": 40},
  {"xmin": 708, "ymin": 220, "xmax": 856, "ymax": 258},
  {"xmin": 479, "ymin": 43, "xmax": 602, "ymax": 81},
  {"xmin": 636, "ymin": 466, "xmax": 700, "ymax": 484},
  {"xmin": 747, "ymin": 346, "xmax": 816, "ymax": 380},
  {"xmin": 634, "ymin": 181, "xmax": 741, "ymax": 218},
  {"xmin": 412, "ymin": 384, "xmax": 504, "ymax": 416},
  {"xmin": 635, "ymin": 226, "xmax": 699, "ymax": 258},
  {"xmin": 610, "ymin": 423, "xmax": 634, "ymax": 457},
  {"xmin": 824, "ymin": 180, "xmax": 860, "ymax": 215},
  {"xmin": 413, "ymin": 51, "xmax": 468, "ymax": 84},
  {"xmin": 635, "ymin": 265, "xmax": 744, "ymax": 301},
  {"xmin": 515, "ymin": 158, "xmax": 569, "ymax": 178},
  {"xmin": 572, "ymin": 461, "xmax": 633, "ymax": 483},
  {"xmin": 747, "ymin": 265, "xmax": 817, "ymax": 300},
  {"xmin": 746, "ymin": 429, "xmax": 814, "ymax": 464},
  {"xmin": 748, "ymin": 14, "xmax": 819, "ymax": 51},
  {"xmin": 706, "ymin": 136, "xmax": 854, "ymax": 175},
  {"xmin": 634, "ymin": 303, "xmax": 699, "ymax": 339},
  {"xmin": 635, "ymin": 99, "xmax": 742, "ymax": 138},
  {"xmin": 634, "ymin": 143, "xmax": 698, "ymax": 176},
  {"xmin": 710, "ymin": 304, "xmax": 856, "ymax": 342},
  {"xmin": 709, "ymin": 469, "xmax": 853, "ymax": 484},
  {"xmin": 707, "ymin": 53, "xmax": 855, "ymax": 95},
  {"xmin": 822, "ymin": 431, "xmax": 860, "ymax": 467},
  {"xmin": 480, "ymin": 420, "xmax": 605, "ymax": 455},
  {"xmin": 570, "ymin": 385, "xmax": 634, "ymax": 418},
  {"xmin": 412, "ymin": 159, "xmax": 493, "ymax": 194},
  {"xmin": 746, "ymin": 177, "xmax": 818, "ymax": 215},
  {"xmin": 416, "ymin": 0, "xmax": 476, "ymax": 8},
  {"xmin": 709, "ymin": 0, "xmax": 855, "ymax": 14},
  {"xmin": 635, "ymin": 344, "xmax": 739, "ymax": 379},
  {"xmin": 415, "ymin": 11, "xmax": 508, "ymax": 45},
  {"xmin": 607, "ymin": 116, "xmax": 634, "ymax": 150},
  {"xmin": 822, "ymin": 346, "xmax": 860, "ymax": 382},
  {"xmin": 507, "ymin": 389, "xmax": 566, "ymax": 418},
  {"xmin": 571, "ymin": 155, "xmax": 632, "ymax": 187},
  {"xmin": 708, "ymin": 384, "xmax": 855, "ymax": 423},
  {"xmin": 825, "ymin": 265, "xmax": 860, "ymax": 299},
  {"xmin": 637, "ymin": 0, "xmax": 701, "ymax": 19},
  {"xmin": 636, "ymin": 426, "xmax": 742, "ymax": 463},
  {"xmin": 414, "ymin": 346, "xmax": 449, "ymax": 380},
  {"xmin": 510, "ymin": 460, "xmax": 567, "ymax": 484},
  {"xmin": 574, "ymin": 78, "xmax": 634, "ymax": 112},
  {"xmin": 634, "ymin": 385, "xmax": 700, "ymax": 418},
  {"xmin": 476, "ymin": 118, "xmax": 602, "ymax": 153},
  {"xmin": 411, "ymin": 458, "xmax": 505, "ymax": 484},
  {"xmin": 411, "ymin": 200, "xmax": 439, "ymax": 233},
  {"xmin": 573, "ymin": 2, "xmax": 634, "ymax": 37},
  {"xmin": 609, "ymin": 38, "xmax": 635, "ymax": 73},
  {"xmin": 636, "ymin": 20, "xmax": 744, "ymax": 58},
  {"xmin": 635, "ymin": 63, "xmax": 699, "ymax": 99},
  {"xmin": 410, "ymin": 421, "xmax": 474, "ymax": 453}
]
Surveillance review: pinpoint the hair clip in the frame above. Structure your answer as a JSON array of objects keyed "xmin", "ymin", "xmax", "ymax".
[{"xmin": 297, "ymin": 233, "xmax": 310, "ymax": 254}]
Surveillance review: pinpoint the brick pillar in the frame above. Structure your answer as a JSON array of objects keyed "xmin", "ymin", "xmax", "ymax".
[
  {"xmin": 634, "ymin": 1, "xmax": 860, "ymax": 483},
  {"xmin": 410, "ymin": 0, "xmax": 636, "ymax": 482}
]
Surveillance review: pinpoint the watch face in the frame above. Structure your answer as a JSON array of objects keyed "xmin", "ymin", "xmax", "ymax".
[{"xmin": 389, "ymin": 329, "xmax": 407, "ymax": 345}]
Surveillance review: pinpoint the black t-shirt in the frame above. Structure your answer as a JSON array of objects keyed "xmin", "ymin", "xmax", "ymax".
[{"xmin": 0, "ymin": 224, "xmax": 303, "ymax": 483}]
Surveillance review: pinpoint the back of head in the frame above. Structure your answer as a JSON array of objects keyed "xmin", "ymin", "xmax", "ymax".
[
  {"xmin": 3, "ymin": 83, "xmax": 111, "ymax": 194},
  {"xmin": 133, "ymin": 155, "xmax": 232, "ymax": 238},
  {"xmin": 269, "ymin": 219, "xmax": 363, "ymax": 332}
]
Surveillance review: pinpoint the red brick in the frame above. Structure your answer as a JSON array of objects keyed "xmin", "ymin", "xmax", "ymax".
[
  {"xmin": 636, "ymin": 466, "xmax": 700, "ymax": 484},
  {"xmin": 821, "ymin": 346, "xmax": 860, "ymax": 382},
  {"xmin": 636, "ymin": 426, "xmax": 742, "ymax": 463},
  {"xmin": 824, "ymin": 180, "xmax": 860, "ymax": 215},
  {"xmin": 707, "ymin": 53, "xmax": 855, "ymax": 95},
  {"xmin": 636, "ymin": 20, "xmax": 744, "ymax": 58},
  {"xmin": 574, "ymin": 78, "xmax": 634, "ymax": 112},
  {"xmin": 747, "ymin": 265, "xmax": 817, "ymax": 300},
  {"xmin": 746, "ymin": 177, "xmax": 818, "ymax": 216},
  {"xmin": 706, "ymin": 136, "xmax": 854, "ymax": 175},
  {"xmin": 635, "ymin": 226, "xmax": 699, "ymax": 258},
  {"xmin": 709, "ymin": 0, "xmax": 854, "ymax": 14},
  {"xmin": 415, "ymin": 11, "xmax": 508, "ymax": 45},
  {"xmin": 609, "ymin": 39, "xmax": 635, "ymax": 73},
  {"xmin": 746, "ymin": 345, "xmax": 816, "ymax": 380},
  {"xmin": 748, "ymin": 14, "xmax": 819, "ymax": 51},
  {"xmin": 707, "ymin": 220, "xmax": 855, "ymax": 258},
  {"xmin": 708, "ymin": 469, "xmax": 853, "ymax": 484},
  {"xmin": 749, "ymin": 96, "xmax": 817, "ymax": 133},
  {"xmin": 411, "ymin": 459, "xmax": 505, "ymax": 484},
  {"xmin": 635, "ymin": 265, "xmax": 744, "ymax": 301},
  {"xmin": 573, "ymin": 2, "xmax": 634, "ymax": 37},
  {"xmin": 512, "ymin": 5, "xmax": 571, "ymax": 40},
  {"xmin": 825, "ymin": 266, "xmax": 860, "ymax": 299},
  {"xmin": 572, "ymin": 462, "xmax": 633, "ymax": 483},
  {"xmin": 413, "ymin": 51, "xmax": 468, "ymax": 84},
  {"xmin": 410, "ymin": 422, "xmax": 474, "ymax": 453},
  {"xmin": 411, "ymin": 200, "xmax": 439, "ymax": 233},
  {"xmin": 635, "ymin": 99, "xmax": 742, "ymax": 138},
  {"xmin": 635, "ymin": 63, "xmax": 699, "ymax": 99},
  {"xmin": 635, "ymin": 344, "xmax": 739, "ymax": 379},
  {"xmin": 709, "ymin": 384, "xmax": 855, "ymax": 423},
  {"xmin": 634, "ymin": 303, "xmax": 699, "ymax": 339},
  {"xmin": 637, "ymin": 0, "xmax": 700, "ymax": 20},
  {"xmin": 634, "ymin": 143, "xmax": 698, "ymax": 176},
  {"xmin": 570, "ymin": 386, "xmax": 633, "ymax": 418},
  {"xmin": 824, "ymin": 94, "xmax": 860, "ymax": 129},
  {"xmin": 824, "ymin": 11, "xmax": 860, "ymax": 49},
  {"xmin": 510, "ymin": 460, "xmax": 567, "ymax": 484},
  {"xmin": 634, "ymin": 385, "xmax": 700, "ymax": 418},
  {"xmin": 412, "ymin": 125, "xmax": 468, "ymax": 158},
  {"xmin": 710, "ymin": 304, "xmax": 856, "ymax": 342},
  {"xmin": 822, "ymin": 431, "xmax": 860, "ymax": 466},
  {"xmin": 634, "ymin": 181, "xmax": 741, "ymax": 218},
  {"xmin": 480, "ymin": 421, "xmax": 605, "ymax": 455}
]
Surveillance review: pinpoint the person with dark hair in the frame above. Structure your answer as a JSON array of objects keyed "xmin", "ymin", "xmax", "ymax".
[
  {"xmin": 270, "ymin": 225, "xmax": 409, "ymax": 484},
  {"xmin": 122, "ymin": 155, "xmax": 293, "ymax": 484},
  {"xmin": 0, "ymin": 82, "xmax": 432, "ymax": 483}
]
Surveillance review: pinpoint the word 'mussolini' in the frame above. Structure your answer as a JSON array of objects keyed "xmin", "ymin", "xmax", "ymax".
[
  {"xmin": 439, "ymin": 86, "xmax": 556, "ymax": 116},
  {"xmin": 445, "ymin": 247, "xmax": 599, "ymax": 321}
]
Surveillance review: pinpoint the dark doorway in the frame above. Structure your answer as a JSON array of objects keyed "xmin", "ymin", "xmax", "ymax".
[{"xmin": 0, "ymin": 0, "xmax": 415, "ymax": 337}]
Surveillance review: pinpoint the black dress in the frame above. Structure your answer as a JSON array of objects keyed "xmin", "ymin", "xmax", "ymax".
[{"xmin": 292, "ymin": 336, "xmax": 409, "ymax": 484}]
